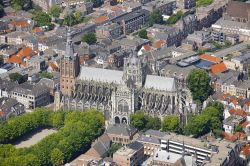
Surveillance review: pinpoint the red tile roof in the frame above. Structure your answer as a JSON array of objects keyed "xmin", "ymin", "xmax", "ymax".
[
  {"xmin": 241, "ymin": 144, "xmax": 250, "ymax": 156},
  {"xmin": 229, "ymin": 109, "xmax": 247, "ymax": 117},
  {"xmin": 0, "ymin": 111, "xmax": 6, "ymax": 117},
  {"xmin": 143, "ymin": 44, "xmax": 151, "ymax": 51},
  {"xmin": 245, "ymin": 101, "xmax": 250, "ymax": 107},
  {"xmin": 210, "ymin": 62, "xmax": 227, "ymax": 75},
  {"xmin": 200, "ymin": 54, "xmax": 222, "ymax": 63},
  {"xmin": 223, "ymin": 132, "xmax": 237, "ymax": 142},
  {"xmin": 9, "ymin": 20, "xmax": 30, "ymax": 27},
  {"xmin": 95, "ymin": 16, "xmax": 109, "ymax": 23},
  {"xmin": 153, "ymin": 39, "xmax": 166, "ymax": 49},
  {"xmin": 32, "ymin": 27, "xmax": 42, "ymax": 33},
  {"xmin": 234, "ymin": 132, "xmax": 246, "ymax": 140},
  {"xmin": 49, "ymin": 62, "xmax": 58, "ymax": 71},
  {"xmin": 8, "ymin": 47, "xmax": 34, "ymax": 65},
  {"xmin": 241, "ymin": 121, "xmax": 249, "ymax": 128}
]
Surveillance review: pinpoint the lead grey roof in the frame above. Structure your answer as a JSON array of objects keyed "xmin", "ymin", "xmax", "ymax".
[
  {"xmin": 77, "ymin": 66, "xmax": 123, "ymax": 84},
  {"xmin": 144, "ymin": 75, "xmax": 176, "ymax": 91},
  {"xmin": 105, "ymin": 124, "xmax": 137, "ymax": 137},
  {"xmin": 137, "ymin": 135, "xmax": 161, "ymax": 144}
]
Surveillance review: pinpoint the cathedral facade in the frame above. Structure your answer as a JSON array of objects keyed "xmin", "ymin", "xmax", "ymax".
[{"xmin": 54, "ymin": 30, "xmax": 194, "ymax": 124}]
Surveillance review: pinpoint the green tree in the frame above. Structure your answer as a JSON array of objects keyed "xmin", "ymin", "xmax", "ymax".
[
  {"xmin": 149, "ymin": 10, "xmax": 163, "ymax": 25},
  {"xmin": 184, "ymin": 105, "xmax": 223, "ymax": 137},
  {"xmin": 50, "ymin": 148, "xmax": 64, "ymax": 166},
  {"xmin": 49, "ymin": 5, "xmax": 62, "ymax": 18},
  {"xmin": 146, "ymin": 117, "xmax": 161, "ymax": 130},
  {"xmin": 206, "ymin": 101, "xmax": 224, "ymax": 118},
  {"xmin": 23, "ymin": 154, "xmax": 40, "ymax": 166},
  {"xmin": 33, "ymin": 11, "xmax": 53, "ymax": 29},
  {"xmin": 166, "ymin": 11, "xmax": 183, "ymax": 24},
  {"xmin": 9, "ymin": 72, "xmax": 22, "ymax": 83},
  {"xmin": 187, "ymin": 68, "xmax": 212, "ymax": 103},
  {"xmin": 197, "ymin": 48, "xmax": 206, "ymax": 55},
  {"xmin": 107, "ymin": 143, "xmax": 122, "ymax": 157},
  {"xmin": 196, "ymin": 0, "xmax": 213, "ymax": 7},
  {"xmin": 11, "ymin": 0, "xmax": 27, "ymax": 10},
  {"xmin": 184, "ymin": 114, "xmax": 211, "ymax": 137},
  {"xmin": 162, "ymin": 115, "xmax": 180, "ymax": 132},
  {"xmin": 235, "ymin": 124, "xmax": 243, "ymax": 132},
  {"xmin": 130, "ymin": 111, "xmax": 147, "ymax": 131},
  {"xmin": 82, "ymin": 32, "xmax": 97, "ymax": 45},
  {"xmin": 0, "ymin": 109, "xmax": 105, "ymax": 165},
  {"xmin": 130, "ymin": 111, "xmax": 161, "ymax": 131},
  {"xmin": 74, "ymin": 11, "xmax": 82, "ymax": 22},
  {"xmin": 138, "ymin": 29, "xmax": 148, "ymax": 39},
  {"xmin": 40, "ymin": 71, "xmax": 53, "ymax": 79},
  {"xmin": 225, "ymin": 40, "xmax": 232, "ymax": 47}
]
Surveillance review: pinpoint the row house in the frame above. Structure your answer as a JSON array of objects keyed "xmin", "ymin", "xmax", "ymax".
[
  {"xmin": 38, "ymin": 35, "xmax": 66, "ymax": 51},
  {"xmin": 176, "ymin": 0, "xmax": 195, "ymax": 9},
  {"xmin": 7, "ymin": 47, "xmax": 36, "ymax": 68},
  {"xmin": 11, "ymin": 83, "xmax": 50, "ymax": 109},
  {"xmin": 196, "ymin": 0, "xmax": 227, "ymax": 30},
  {"xmin": 212, "ymin": 19, "xmax": 250, "ymax": 42},
  {"xmin": 0, "ymin": 97, "xmax": 25, "ymax": 122},
  {"xmin": 1, "ymin": 31, "xmax": 30, "ymax": 45},
  {"xmin": 147, "ymin": 25, "xmax": 182, "ymax": 47},
  {"xmin": 111, "ymin": 9, "xmax": 150, "ymax": 35},
  {"xmin": 143, "ymin": 0, "xmax": 176, "ymax": 15},
  {"xmin": 8, "ymin": 20, "xmax": 35, "ymax": 32},
  {"xmin": 175, "ymin": 14, "xmax": 197, "ymax": 37},
  {"xmin": 214, "ymin": 71, "xmax": 250, "ymax": 99},
  {"xmin": 186, "ymin": 30, "xmax": 212, "ymax": 47},
  {"xmin": 95, "ymin": 23, "xmax": 123, "ymax": 40},
  {"xmin": 211, "ymin": 31, "xmax": 240, "ymax": 45},
  {"xmin": 0, "ymin": 21, "xmax": 9, "ymax": 35},
  {"xmin": 105, "ymin": 124, "xmax": 138, "ymax": 145},
  {"xmin": 113, "ymin": 141, "xmax": 144, "ymax": 166},
  {"xmin": 32, "ymin": 0, "xmax": 51, "ymax": 12},
  {"xmin": 143, "ymin": 130, "xmax": 242, "ymax": 165},
  {"xmin": 26, "ymin": 56, "xmax": 46, "ymax": 71},
  {"xmin": 225, "ymin": 1, "xmax": 250, "ymax": 23}
]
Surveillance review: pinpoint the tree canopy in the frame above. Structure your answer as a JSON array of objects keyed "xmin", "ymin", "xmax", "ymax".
[
  {"xmin": 0, "ymin": 108, "xmax": 105, "ymax": 166},
  {"xmin": 196, "ymin": 0, "xmax": 213, "ymax": 7},
  {"xmin": 40, "ymin": 71, "xmax": 53, "ymax": 79},
  {"xmin": 63, "ymin": 11, "xmax": 83, "ymax": 26},
  {"xmin": 149, "ymin": 10, "xmax": 163, "ymax": 25},
  {"xmin": 32, "ymin": 11, "xmax": 53, "ymax": 29},
  {"xmin": 11, "ymin": 0, "xmax": 28, "ymax": 10},
  {"xmin": 82, "ymin": 32, "xmax": 97, "ymax": 45},
  {"xmin": 184, "ymin": 106, "xmax": 222, "ymax": 137},
  {"xmin": 138, "ymin": 29, "xmax": 148, "ymax": 39},
  {"xmin": 107, "ymin": 143, "xmax": 122, "ymax": 157},
  {"xmin": 130, "ymin": 111, "xmax": 161, "ymax": 131},
  {"xmin": 9, "ymin": 72, "xmax": 22, "ymax": 83},
  {"xmin": 166, "ymin": 11, "xmax": 183, "ymax": 24},
  {"xmin": 49, "ymin": 5, "xmax": 62, "ymax": 18},
  {"xmin": 187, "ymin": 68, "xmax": 212, "ymax": 103},
  {"xmin": 162, "ymin": 115, "xmax": 180, "ymax": 132}
]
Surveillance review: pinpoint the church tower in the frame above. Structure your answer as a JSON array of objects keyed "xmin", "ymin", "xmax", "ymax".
[
  {"xmin": 54, "ymin": 88, "xmax": 61, "ymax": 111},
  {"xmin": 123, "ymin": 52, "xmax": 145, "ymax": 89},
  {"xmin": 60, "ymin": 29, "xmax": 80, "ymax": 97}
]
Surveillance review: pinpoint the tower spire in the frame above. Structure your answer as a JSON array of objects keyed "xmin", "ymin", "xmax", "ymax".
[{"xmin": 65, "ymin": 27, "xmax": 74, "ymax": 58}]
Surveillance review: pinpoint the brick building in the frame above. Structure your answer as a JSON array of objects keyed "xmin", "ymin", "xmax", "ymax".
[
  {"xmin": 113, "ymin": 141, "xmax": 144, "ymax": 166},
  {"xmin": 106, "ymin": 124, "xmax": 138, "ymax": 145}
]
